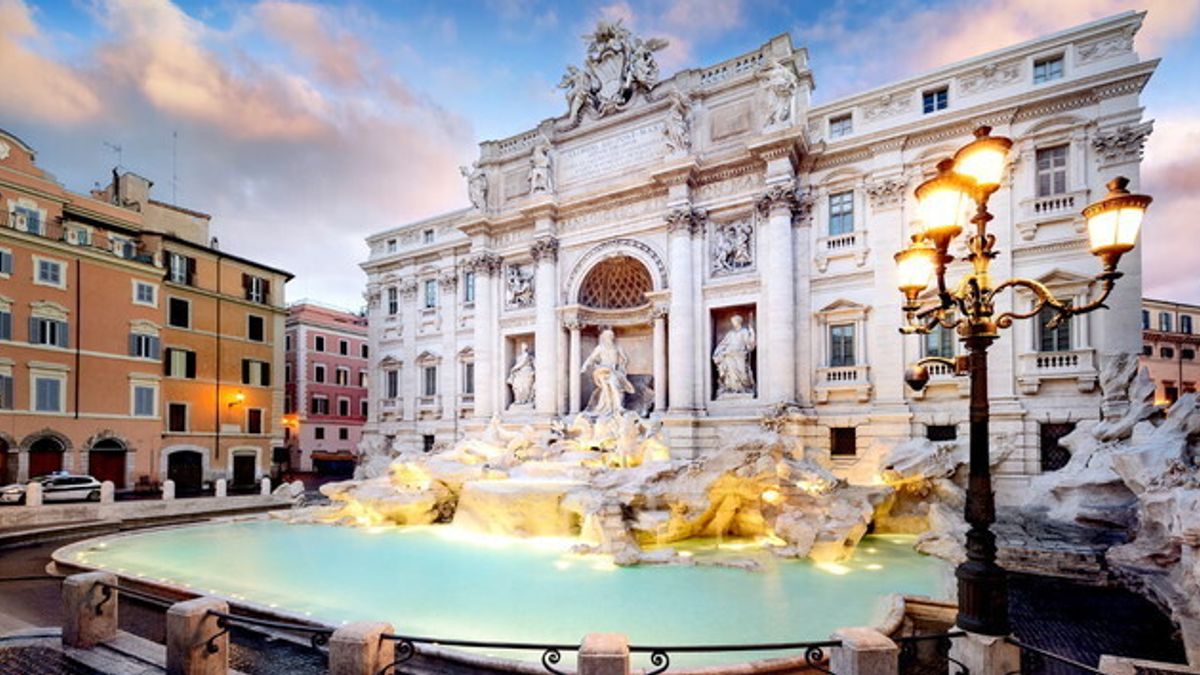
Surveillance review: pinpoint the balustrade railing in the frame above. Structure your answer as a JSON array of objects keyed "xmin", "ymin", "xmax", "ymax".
[{"xmin": 1007, "ymin": 637, "xmax": 1106, "ymax": 674}]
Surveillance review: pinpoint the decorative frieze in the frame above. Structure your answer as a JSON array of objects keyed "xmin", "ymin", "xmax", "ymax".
[
  {"xmin": 863, "ymin": 91, "xmax": 912, "ymax": 121},
  {"xmin": 559, "ymin": 194, "xmax": 665, "ymax": 233},
  {"xmin": 1077, "ymin": 27, "xmax": 1136, "ymax": 64},
  {"xmin": 1092, "ymin": 121, "xmax": 1152, "ymax": 166},
  {"xmin": 959, "ymin": 60, "xmax": 1021, "ymax": 96}
]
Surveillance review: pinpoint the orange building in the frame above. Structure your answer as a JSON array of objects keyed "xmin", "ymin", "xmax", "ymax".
[
  {"xmin": 1141, "ymin": 298, "xmax": 1200, "ymax": 405},
  {"xmin": 0, "ymin": 129, "xmax": 291, "ymax": 492}
]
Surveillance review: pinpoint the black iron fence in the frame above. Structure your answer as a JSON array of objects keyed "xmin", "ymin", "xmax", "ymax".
[{"xmin": 1007, "ymin": 637, "xmax": 1105, "ymax": 675}]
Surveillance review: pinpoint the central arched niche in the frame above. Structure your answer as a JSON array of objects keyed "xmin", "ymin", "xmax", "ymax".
[{"xmin": 577, "ymin": 255, "xmax": 653, "ymax": 309}]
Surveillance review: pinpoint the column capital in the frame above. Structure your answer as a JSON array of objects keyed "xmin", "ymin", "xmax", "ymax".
[
  {"xmin": 438, "ymin": 268, "xmax": 459, "ymax": 290},
  {"xmin": 530, "ymin": 236, "xmax": 560, "ymax": 263},
  {"xmin": 756, "ymin": 184, "xmax": 813, "ymax": 226},
  {"xmin": 665, "ymin": 206, "xmax": 707, "ymax": 236},
  {"xmin": 563, "ymin": 318, "xmax": 584, "ymax": 331},
  {"xmin": 397, "ymin": 278, "xmax": 418, "ymax": 298},
  {"xmin": 466, "ymin": 251, "xmax": 503, "ymax": 277}
]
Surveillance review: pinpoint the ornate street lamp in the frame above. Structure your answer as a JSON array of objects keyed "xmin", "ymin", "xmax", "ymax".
[{"xmin": 897, "ymin": 126, "xmax": 1151, "ymax": 636}]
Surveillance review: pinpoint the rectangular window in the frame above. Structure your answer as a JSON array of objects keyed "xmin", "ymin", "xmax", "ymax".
[
  {"xmin": 1182, "ymin": 316, "xmax": 1194, "ymax": 334},
  {"xmin": 386, "ymin": 239, "xmax": 397, "ymax": 253},
  {"xmin": 1040, "ymin": 422, "xmax": 1075, "ymax": 472},
  {"xmin": 424, "ymin": 280, "xmax": 438, "ymax": 309},
  {"xmin": 0, "ymin": 309, "xmax": 9, "ymax": 341},
  {"xmin": 168, "ymin": 297, "xmax": 190, "ymax": 328},
  {"xmin": 13, "ymin": 206, "xmax": 42, "ymax": 234},
  {"xmin": 242, "ymin": 359, "xmax": 271, "ymax": 386},
  {"xmin": 129, "ymin": 333, "xmax": 160, "ymax": 359},
  {"xmin": 34, "ymin": 376, "xmax": 62, "ymax": 412},
  {"xmin": 315, "ymin": 426, "xmax": 325, "ymax": 440},
  {"xmin": 386, "ymin": 370, "xmax": 399, "ymax": 399},
  {"xmin": 358, "ymin": 369, "xmax": 368, "ymax": 387},
  {"xmin": 133, "ymin": 281, "xmax": 156, "ymax": 306},
  {"xmin": 924, "ymin": 324, "xmax": 954, "ymax": 358},
  {"xmin": 1183, "ymin": 349, "xmax": 1196, "ymax": 361},
  {"xmin": 336, "ymin": 367, "xmax": 349, "ymax": 386},
  {"xmin": 166, "ymin": 252, "xmax": 194, "ymax": 285},
  {"xmin": 165, "ymin": 348, "xmax": 197, "ymax": 379},
  {"xmin": 314, "ymin": 364, "xmax": 326, "ymax": 383},
  {"xmin": 927, "ymin": 425, "xmax": 958, "ymax": 442},
  {"xmin": 1038, "ymin": 306, "xmax": 1071, "ymax": 352},
  {"xmin": 67, "ymin": 226, "xmax": 91, "ymax": 246},
  {"xmin": 387, "ymin": 287, "xmax": 398, "ymax": 315},
  {"xmin": 29, "ymin": 317, "xmax": 68, "ymax": 348},
  {"xmin": 285, "ymin": 363, "xmax": 293, "ymax": 384},
  {"xmin": 315, "ymin": 335, "xmax": 326, "ymax": 352},
  {"xmin": 1142, "ymin": 310, "xmax": 1151, "ymax": 330},
  {"xmin": 339, "ymin": 339, "xmax": 349, "ymax": 356},
  {"xmin": 0, "ymin": 249, "xmax": 11, "ymax": 275},
  {"xmin": 311, "ymin": 396, "xmax": 329, "ymax": 415},
  {"xmin": 286, "ymin": 334, "xmax": 293, "ymax": 351},
  {"xmin": 829, "ymin": 114, "xmax": 852, "ymax": 139},
  {"xmin": 243, "ymin": 274, "xmax": 269, "ymax": 304},
  {"xmin": 423, "ymin": 366, "xmax": 438, "ymax": 396},
  {"xmin": 359, "ymin": 399, "xmax": 368, "ymax": 417},
  {"xmin": 1035, "ymin": 145, "xmax": 1068, "ymax": 197},
  {"xmin": 360, "ymin": 344, "xmax": 369, "ymax": 359},
  {"xmin": 36, "ymin": 258, "xmax": 64, "ymax": 287},
  {"xmin": 463, "ymin": 271, "xmax": 476, "ymax": 304},
  {"xmin": 828, "ymin": 191, "xmax": 854, "ymax": 236},
  {"xmin": 132, "ymin": 385, "xmax": 156, "ymax": 417},
  {"xmin": 829, "ymin": 323, "xmax": 856, "ymax": 367},
  {"xmin": 922, "ymin": 87, "xmax": 948, "ymax": 114},
  {"xmin": 1033, "ymin": 55, "xmax": 1064, "ymax": 84},
  {"xmin": 464, "ymin": 362, "xmax": 475, "ymax": 395},
  {"xmin": 168, "ymin": 403, "xmax": 187, "ymax": 432},
  {"xmin": 1161, "ymin": 346, "xmax": 1176, "ymax": 359},
  {"xmin": 247, "ymin": 408, "xmax": 263, "ymax": 434},
  {"xmin": 830, "ymin": 427, "xmax": 857, "ymax": 457},
  {"xmin": 0, "ymin": 373, "xmax": 12, "ymax": 409},
  {"xmin": 339, "ymin": 427, "xmax": 349, "ymax": 440},
  {"xmin": 338, "ymin": 398, "xmax": 350, "ymax": 416},
  {"xmin": 1159, "ymin": 312, "xmax": 1173, "ymax": 332},
  {"xmin": 247, "ymin": 315, "xmax": 265, "ymax": 342},
  {"xmin": 423, "ymin": 229, "xmax": 434, "ymax": 244},
  {"xmin": 422, "ymin": 435, "xmax": 436, "ymax": 453}
]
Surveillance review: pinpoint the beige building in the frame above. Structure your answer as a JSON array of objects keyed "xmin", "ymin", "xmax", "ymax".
[{"xmin": 1141, "ymin": 298, "xmax": 1199, "ymax": 405}]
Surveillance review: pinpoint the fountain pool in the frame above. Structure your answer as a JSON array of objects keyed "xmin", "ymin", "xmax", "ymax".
[{"xmin": 57, "ymin": 519, "xmax": 949, "ymax": 669}]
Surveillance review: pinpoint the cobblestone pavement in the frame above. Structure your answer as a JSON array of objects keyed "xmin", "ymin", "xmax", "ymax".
[{"xmin": 0, "ymin": 645, "xmax": 105, "ymax": 675}]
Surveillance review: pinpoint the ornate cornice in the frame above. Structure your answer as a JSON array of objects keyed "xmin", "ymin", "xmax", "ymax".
[
  {"xmin": 1092, "ymin": 121, "xmax": 1152, "ymax": 166},
  {"xmin": 865, "ymin": 177, "xmax": 908, "ymax": 211},
  {"xmin": 665, "ymin": 206, "xmax": 707, "ymax": 236},
  {"xmin": 530, "ymin": 236, "xmax": 560, "ymax": 263},
  {"xmin": 466, "ymin": 252, "xmax": 503, "ymax": 276}
]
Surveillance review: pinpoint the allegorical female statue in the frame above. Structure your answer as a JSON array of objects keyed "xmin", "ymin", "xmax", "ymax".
[
  {"xmin": 581, "ymin": 328, "xmax": 635, "ymax": 416},
  {"xmin": 713, "ymin": 314, "xmax": 756, "ymax": 396},
  {"xmin": 507, "ymin": 342, "xmax": 536, "ymax": 407}
]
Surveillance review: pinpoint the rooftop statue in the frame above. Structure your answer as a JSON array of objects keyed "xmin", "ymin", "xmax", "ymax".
[{"xmin": 558, "ymin": 19, "xmax": 668, "ymax": 122}]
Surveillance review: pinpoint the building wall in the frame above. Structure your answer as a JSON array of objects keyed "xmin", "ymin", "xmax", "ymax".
[
  {"xmin": 360, "ymin": 13, "xmax": 1157, "ymax": 504},
  {"xmin": 0, "ymin": 129, "xmax": 291, "ymax": 489},
  {"xmin": 1140, "ymin": 299, "xmax": 1200, "ymax": 404}
]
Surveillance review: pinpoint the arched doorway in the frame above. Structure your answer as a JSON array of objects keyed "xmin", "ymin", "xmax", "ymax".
[
  {"xmin": 28, "ymin": 436, "xmax": 65, "ymax": 477},
  {"xmin": 167, "ymin": 450, "xmax": 203, "ymax": 495},
  {"xmin": 89, "ymin": 438, "xmax": 127, "ymax": 488}
]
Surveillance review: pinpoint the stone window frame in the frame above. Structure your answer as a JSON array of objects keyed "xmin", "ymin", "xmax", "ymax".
[
  {"xmin": 29, "ymin": 363, "xmax": 69, "ymax": 414},
  {"xmin": 813, "ymin": 172, "xmax": 870, "ymax": 271},
  {"xmin": 1013, "ymin": 117, "xmax": 1090, "ymax": 241},
  {"xmin": 416, "ymin": 350, "xmax": 442, "ymax": 399},
  {"xmin": 314, "ymin": 363, "xmax": 326, "ymax": 384},
  {"xmin": 31, "ymin": 254, "xmax": 67, "ymax": 290},
  {"xmin": 815, "ymin": 299, "xmax": 870, "ymax": 369},
  {"xmin": 1032, "ymin": 50, "xmax": 1066, "ymax": 85},
  {"xmin": 129, "ymin": 377, "xmax": 159, "ymax": 418},
  {"xmin": 132, "ymin": 279, "xmax": 158, "ymax": 308},
  {"xmin": 1016, "ymin": 271, "xmax": 1093, "ymax": 354},
  {"xmin": 245, "ymin": 407, "xmax": 265, "ymax": 435},
  {"xmin": 65, "ymin": 223, "xmax": 93, "ymax": 247},
  {"xmin": 7, "ymin": 197, "xmax": 47, "ymax": 235},
  {"xmin": 0, "ymin": 246, "xmax": 12, "ymax": 278},
  {"xmin": 828, "ymin": 113, "xmax": 853, "ymax": 139}
]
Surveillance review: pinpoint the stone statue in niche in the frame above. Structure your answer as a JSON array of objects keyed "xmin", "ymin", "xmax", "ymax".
[
  {"xmin": 507, "ymin": 342, "xmax": 536, "ymax": 407},
  {"xmin": 529, "ymin": 142, "xmax": 553, "ymax": 194},
  {"xmin": 506, "ymin": 264, "xmax": 534, "ymax": 308},
  {"xmin": 758, "ymin": 59, "xmax": 797, "ymax": 130},
  {"xmin": 713, "ymin": 314, "xmax": 756, "ymax": 397},
  {"xmin": 663, "ymin": 92, "xmax": 691, "ymax": 155},
  {"xmin": 711, "ymin": 218, "xmax": 754, "ymax": 274},
  {"xmin": 582, "ymin": 328, "xmax": 635, "ymax": 416},
  {"xmin": 460, "ymin": 163, "xmax": 488, "ymax": 210}
]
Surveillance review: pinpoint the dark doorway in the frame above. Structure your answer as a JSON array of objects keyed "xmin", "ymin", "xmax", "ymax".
[
  {"xmin": 232, "ymin": 453, "xmax": 256, "ymax": 488},
  {"xmin": 1040, "ymin": 422, "xmax": 1076, "ymax": 472},
  {"xmin": 28, "ymin": 436, "xmax": 65, "ymax": 477},
  {"xmin": 167, "ymin": 450, "xmax": 203, "ymax": 495},
  {"xmin": 0, "ymin": 438, "xmax": 9, "ymax": 484},
  {"xmin": 89, "ymin": 439, "xmax": 127, "ymax": 488}
]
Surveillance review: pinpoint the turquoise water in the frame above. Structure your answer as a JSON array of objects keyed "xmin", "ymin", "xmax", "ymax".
[{"xmin": 70, "ymin": 521, "xmax": 946, "ymax": 668}]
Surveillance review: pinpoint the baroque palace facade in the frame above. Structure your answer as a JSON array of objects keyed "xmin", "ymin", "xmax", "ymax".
[
  {"xmin": 0, "ymin": 134, "xmax": 291, "ymax": 492},
  {"xmin": 362, "ymin": 12, "xmax": 1156, "ymax": 501}
]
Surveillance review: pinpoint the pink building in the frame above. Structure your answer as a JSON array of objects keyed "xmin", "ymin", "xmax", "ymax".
[{"xmin": 284, "ymin": 301, "xmax": 369, "ymax": 475}]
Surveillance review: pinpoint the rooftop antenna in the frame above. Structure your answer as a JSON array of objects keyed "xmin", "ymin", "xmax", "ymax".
[
  {"xmin": 171, "ymin": 130, "xmax": 178, "ymax": 204},
  {"xmin": 103, "ymin": 141, "xmax": 122, "ymax": 170}
]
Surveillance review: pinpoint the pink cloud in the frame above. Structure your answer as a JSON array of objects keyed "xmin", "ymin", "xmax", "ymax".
[
  {"xmin": 0, "ymin": 0, "xmax": 102, "ymax": 125},
  {"xmin": 254, "ymin": 1, "xmax": 368, "ymax": 87},
  {"xmin": 1140, "ymin": 113, "xmax": 1200, "ymax": 304}
]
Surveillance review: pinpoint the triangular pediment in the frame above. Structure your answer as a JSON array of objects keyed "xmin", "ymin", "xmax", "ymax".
[
  {"xmin": 1036, "ymin": 268, "xmax": 1092, "ymax": 287},
  {"xmin": 819, "ymin": 298, "xmax": 868, "ymax": 313}
]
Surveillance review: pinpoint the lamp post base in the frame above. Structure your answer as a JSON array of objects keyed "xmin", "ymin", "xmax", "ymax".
[{"xmin": 956, "ymin": 557, "xmax": 1010, "ymax": 636}]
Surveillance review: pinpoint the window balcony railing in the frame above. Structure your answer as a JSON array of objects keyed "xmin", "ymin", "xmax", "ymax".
[
  {"xmin": 1017, "ymin": 348, "xmax": 1098, "ymax": 394},
  {"xmin": 814, "ymin": 365, "xmax": 872, "ymax": 402},
  {"xmin": 909, "ymin": 358, "xmax": 969, "ymax": 399},
  {"xmin": 1015, "ymin": 188, "xmax": 1089, "ymax": 241},
  {"xmin": 815, "ymin": 229, "xmax": 869, "ymax": 272}
]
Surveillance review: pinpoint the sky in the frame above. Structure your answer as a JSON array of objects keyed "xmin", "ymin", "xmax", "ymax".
[{"xmin": 2, "ymin": 0, "xmax": 1199, "ymax": 309}]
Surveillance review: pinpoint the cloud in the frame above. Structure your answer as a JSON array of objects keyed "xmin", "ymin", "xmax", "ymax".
[
  {"xmin": 1141, "ymin": 113, "xmax": 1200, "ymax": 303},
  {"xmin": 591, "ymin": 0, "xmax": 745, "ymax": 73},
  {"xmin": 254, "ymin": 1, "xmax": 368, "ymax": 87},
  {"xmin": 0, "ymin": 0, "xmax": 102, "ymax": 124}
]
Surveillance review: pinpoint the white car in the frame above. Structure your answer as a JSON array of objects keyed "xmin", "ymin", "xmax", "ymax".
[{"xmin": 0, "ymin": 473, "xmax": 103, "ymax": 504}]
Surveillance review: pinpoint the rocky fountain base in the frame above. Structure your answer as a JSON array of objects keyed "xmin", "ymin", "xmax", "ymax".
[{"xmin": 289, "ymin": 413, "xmax": 892, "ymax": 567}]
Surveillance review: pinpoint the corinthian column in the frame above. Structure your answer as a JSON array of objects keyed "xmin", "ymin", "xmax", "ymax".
[
  {"xmin": 666, "ymin": 207, "xmax": 703, "ymax": 412},
  {"xmin": 531, "ymin": 236, "xmax": 559, "ymax": 415},
  {"xmin": 756, "ymin": 185, "xmax": 798, "ymax": 404},
  {"xmin": 469, "ymin": 253, "xmax": 502, "ymax": 419},
  {"xmin": 439, "ymin": 269, "xmax": 459, "ymax": 421}
]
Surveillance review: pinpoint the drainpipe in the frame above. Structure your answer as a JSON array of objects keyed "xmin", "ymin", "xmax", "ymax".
[
  {"xmin": 74, "ymin": 254, "xmax": 81, "ymax": 420},
  {"xmin": 214, "ymin": 254, "xmax": 222, "ymax": 481}
]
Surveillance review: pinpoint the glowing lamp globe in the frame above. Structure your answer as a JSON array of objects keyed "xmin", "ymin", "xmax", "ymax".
[
  {"xmin": 952, "ymin": 126, "xmax": 1012, "ymax": 193},
  {"xmin": 895, "ymin": 239, "xmax": 938, "ymax": 299},
  {"xmin": 1083, "ymin": 176, "xmax": 1151, "ymax": 269},
  {"xmin": 915, "ymin": 159, "xmax": 972, "ymax": 247}
]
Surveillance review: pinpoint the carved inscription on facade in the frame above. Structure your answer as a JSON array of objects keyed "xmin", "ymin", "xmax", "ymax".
[
  {"xmin": 556, "ymin": 121, "xmax": 666, "ymax": 185},
  {"xmin": 710, "ymin": 101, "xmax": 752, "ymax": 141}
]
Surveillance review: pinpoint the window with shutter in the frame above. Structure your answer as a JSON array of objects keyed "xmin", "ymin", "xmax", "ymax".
[
  {"xmin": 260, "ymin": 362, "xmax": 270, "ymax": 386},
  {"xmin": 0, "ymin": 311, "xmax": 10, "ymax": 340},
  {"xmin": 186, "ymin": 351, "xmax": 196, "ymax": 379},
  {"xmin": 0, "ymin": 374, "xmax": 12, "ymax": 409},
  {"xmin": 0, "ymin": 249, "xmax": 12, "ymax": 275}
]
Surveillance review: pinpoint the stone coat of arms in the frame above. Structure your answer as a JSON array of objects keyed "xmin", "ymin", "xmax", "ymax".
[{"xmin": 559, "ymin": 20, "xmax": 668, "ymax": 121}]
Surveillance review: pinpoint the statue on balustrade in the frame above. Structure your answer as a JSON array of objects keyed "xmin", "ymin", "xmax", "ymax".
[
  {"xmin": 507, "ymin": 343, "xmax": 536, "ymax": 407},
  {"xmin": 582, "ymin": 328, "xmax": 635, "ymax": 416},
  {"xmin": 713, "ymin": 314, "xmax": 756, "ymax": 396}
]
